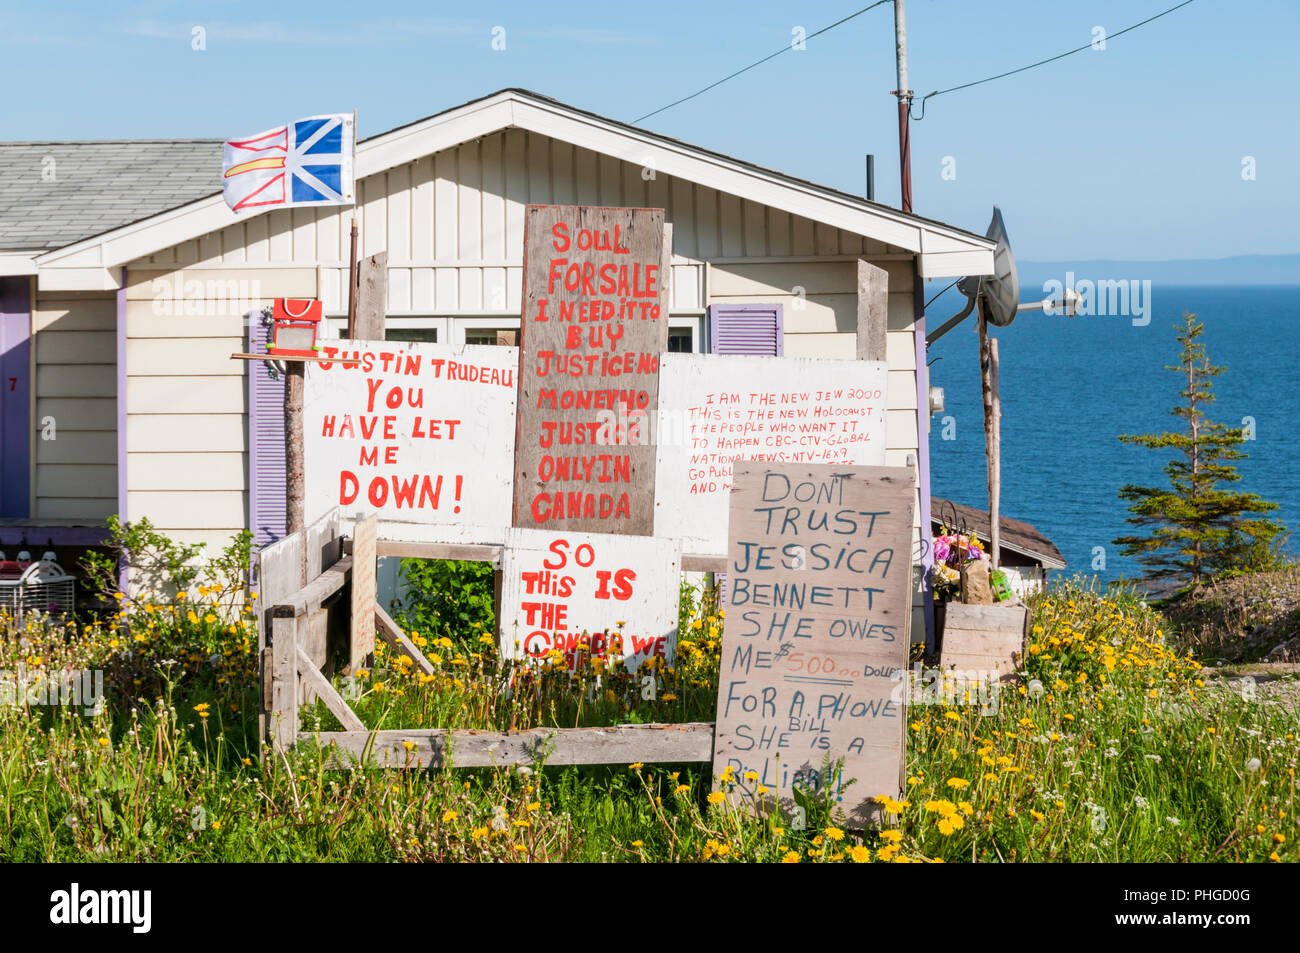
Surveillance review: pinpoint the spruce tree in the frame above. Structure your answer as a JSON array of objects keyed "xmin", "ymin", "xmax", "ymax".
[{"xmin": 1114, "ymin": 311, "xmax": 1283, "ymax": 591}]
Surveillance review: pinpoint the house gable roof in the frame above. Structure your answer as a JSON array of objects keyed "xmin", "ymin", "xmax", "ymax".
[{"xmin": 23, "ymin": 89, "xmax": 995, "ymax": 289}]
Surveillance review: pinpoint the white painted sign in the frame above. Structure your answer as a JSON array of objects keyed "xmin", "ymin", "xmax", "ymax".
[
  {"xmin": 499, "ymin": 528, "xmax": 681, "ymax": 673},
  {"xmin": 304, "ymin": 340, "xmax": 518, "ymax": 538},
  {"xmin": 653, "ymin": 353, "xmax": 889, "ymax": 555}
]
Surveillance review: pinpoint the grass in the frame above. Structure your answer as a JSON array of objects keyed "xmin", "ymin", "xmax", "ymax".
[
  {"xmin": 1161, "ymin": 563, "xmax": 1300, "ymax": 663},
  {"xmin": 0, "ymin": 577, "xmax": 1296, "ymax": 862}
]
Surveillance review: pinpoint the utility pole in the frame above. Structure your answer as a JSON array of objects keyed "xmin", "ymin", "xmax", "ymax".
[
  {"xmin": 892, "ymin": 0, "xmax": 913, "ymax": 214},
  {"xmin": 892, "ymin": 0, "xmax": 935, "ymax": 649}
]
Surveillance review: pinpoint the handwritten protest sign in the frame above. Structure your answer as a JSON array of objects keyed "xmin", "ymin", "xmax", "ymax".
[
  {"xmin": 513, "ymin": 205, "xmax": 669, "ymax": 535},
  {"xmin": 499, "ymin": 528, "xmax": 680, "ymax": 674},
  {"xmin": 303, "ymin": 340, "xmax": 518, "ymax": 537},
  {"xmin": 711, "ymin": 462, "xmax": 914, "ymax": 826},
  {"xmin": 654, "ymin": 353, "xmax": 888, "ymax": 555}
]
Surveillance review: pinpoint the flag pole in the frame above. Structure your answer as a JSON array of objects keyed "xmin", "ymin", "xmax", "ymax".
[{"xmin": 346, "ymin": 109, "xmax": 359, "ymax": 339}]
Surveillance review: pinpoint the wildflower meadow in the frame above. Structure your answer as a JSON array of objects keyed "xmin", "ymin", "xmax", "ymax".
[{"xmin": 1, "ymin": 546, "xmax": 1294, "ymax": 865}]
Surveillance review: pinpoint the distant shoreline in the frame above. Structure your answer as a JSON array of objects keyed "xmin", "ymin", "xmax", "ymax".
[{"xmin": 1015, "ymin": 254, "xmax": 1300, "ymax": 288}]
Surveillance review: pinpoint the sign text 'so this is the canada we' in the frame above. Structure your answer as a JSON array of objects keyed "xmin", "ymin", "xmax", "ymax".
[{"xmin": 513, "ymin": 205, "xmax": 670, "ymax": 536}]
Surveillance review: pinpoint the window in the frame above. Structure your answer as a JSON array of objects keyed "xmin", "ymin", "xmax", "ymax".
[
  {"xmin": 385, "ymin": 328, "xmax": 438, "ymax": 344},
  {"xmin": 667, "ymin": 327, "xmax": 693, "ymax": 353},
  {"xmin": 465, "ymin": 328, "xmax": 517, "ymax": 346},
  {"xmin": 326, "ymin": 315, "xmax": 703, "ymax": 351}
]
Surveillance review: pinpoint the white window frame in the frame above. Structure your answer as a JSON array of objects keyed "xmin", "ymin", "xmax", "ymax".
[{"xmin": 323, "ymin": 313, "xmax": 705, "ymax": 352}]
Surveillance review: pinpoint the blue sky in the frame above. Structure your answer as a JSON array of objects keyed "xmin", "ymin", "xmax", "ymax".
[{"xmin": 2, "ymin": 0, "xmax": 1296, "ymax": 260}]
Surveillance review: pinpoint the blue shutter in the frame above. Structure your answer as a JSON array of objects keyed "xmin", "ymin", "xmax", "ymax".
[
  {"xmin": 708, "ymin": 303, "xmax": 783, "ymax": 356},
  {"xmin": 248, "ymin": 311, "xmax": 286, "ymax": 547},
  {"xmin": 707, "ymin": 303, "xmax": 784, "ymax": 604}
]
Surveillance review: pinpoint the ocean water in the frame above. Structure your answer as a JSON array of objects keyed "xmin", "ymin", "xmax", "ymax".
[{"xmin": 925, "ymin": 284, "xmax": 1300, "ymax": 584}]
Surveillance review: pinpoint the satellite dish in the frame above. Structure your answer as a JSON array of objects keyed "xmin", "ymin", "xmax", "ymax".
[
  {"xmin": 928, "ymin": 205, "xmax": 1070, "ymax": 345},
  {"xmin": 957, "ymin": 206, "xmax": 1019, "ymax": 328}
]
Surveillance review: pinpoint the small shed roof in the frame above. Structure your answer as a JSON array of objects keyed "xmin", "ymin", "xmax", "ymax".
[
  {"xmin": 931, "ymin": 496, "xmax": 1066, "ymax": 570},
  {"xmin": 0, "ymin": 140, "xmax": 220, "ymax": 251}
]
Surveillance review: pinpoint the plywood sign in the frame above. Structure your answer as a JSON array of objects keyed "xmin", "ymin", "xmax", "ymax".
[
  {"xmin": 513, "ymin": 205, "xmax": 669, "ymax": 535},
  {"xmin": 655, "ymin": 353, "xmax": 888, "ymax": 555},
  {"xmin": 712, "ymin": 462, "xmax": 914, "ymax": 827},
  {"xmin": 499, "ymin": 528, "xmax": 681, "ymax": 674},
  {"xmin": 304, "ymin": 340, "xmax": 518, "ymax": 538}
]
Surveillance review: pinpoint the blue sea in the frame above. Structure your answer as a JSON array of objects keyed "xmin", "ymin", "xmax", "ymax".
[{"xmin": 925, "ymin": 284, "xmax": 1300, "ymax": 585}]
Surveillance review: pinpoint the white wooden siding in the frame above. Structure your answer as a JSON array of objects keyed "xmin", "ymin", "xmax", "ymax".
[
  {"xmin": 31, "ymin": 292, "xmax": 117, "ymax": 521},
  {"xmin": 121, "ymin": 267, "xmax": 315, "ymax": 546},
  {"xmin": 129, "ymin": 130, "xmax": 902, "ymax": 318}
]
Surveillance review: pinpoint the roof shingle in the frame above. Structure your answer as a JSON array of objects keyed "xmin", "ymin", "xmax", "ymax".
[{"xmin": 0, "ymin": 140, "xmax": 221, "ymax": 251}]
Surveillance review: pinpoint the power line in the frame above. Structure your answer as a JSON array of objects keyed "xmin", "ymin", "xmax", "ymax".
[
  {"xmin": 913, "ymin": 0, "xmax": 1197, "ymax": 118},
  {"xmin": 632, "ymin": 1, "xmax": 892, "ymax": 124}
]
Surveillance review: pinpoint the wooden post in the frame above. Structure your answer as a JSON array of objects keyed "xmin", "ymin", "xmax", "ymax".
[
  {"xmin": 349, "ymin": 512, "xmax": 377, "ymax": 672},
  {"xmin": 977, "ymin": 301, "xmax": 1001, "ymax": 569},
  {"xmin": 285, "ymin": 362, "xmax": 306, "ymax": 584},
  {"xmin": 856, "ymin": 259, "xmax": 889, "ymax": 361},
  {"xmin": 346, "ymin": 218, "xmax": 359, "ymax": 338},
  {"xmin": 270, "ymin": 612, "xmax": 300, "ymax": 751},
  {"xmin": 354, "ymin": 251, "xmax": 388, "ymax": 341}
]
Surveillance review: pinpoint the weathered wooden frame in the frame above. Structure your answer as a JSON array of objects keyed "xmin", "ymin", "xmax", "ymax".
[{"xmin": 259, "ymin": 524, "xmax": 717, "ymax": 768}]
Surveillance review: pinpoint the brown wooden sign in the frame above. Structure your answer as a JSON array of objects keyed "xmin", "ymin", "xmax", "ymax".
[
  {"xmin": 712, "ymin": 462, "xmax": 915, "ymax": 827},
  {"xmin": 513, "ymin": 205, "xmax": 669, "ymax": 535}
]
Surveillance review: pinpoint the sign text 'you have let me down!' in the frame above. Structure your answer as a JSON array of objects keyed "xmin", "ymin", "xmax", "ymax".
[{"xmin": 303, "ymin": 342, "xmax": 518, "ymax": 532}]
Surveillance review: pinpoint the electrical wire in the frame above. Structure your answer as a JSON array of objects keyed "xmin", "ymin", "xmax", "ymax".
[
  {"xmin": 632, "ymin": 1, "xmax": 891, "ymax": 124},
  {"xmin": 912, "ymin": 0, "xmax": 1197, "ymax": 119},
  {"xmin": 925, "ymin": 278, "xmax": 961, "ymax": 309}
]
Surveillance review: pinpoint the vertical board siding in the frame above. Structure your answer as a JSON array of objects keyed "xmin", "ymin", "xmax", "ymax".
[{"xmin": 153, "ymin": 130, "xmax": 884, "ymax": 325}]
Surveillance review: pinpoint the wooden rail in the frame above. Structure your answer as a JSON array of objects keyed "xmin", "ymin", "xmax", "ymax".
[{"xmin": 301, "ymin": 723, "xmax": 715, "ymax": 769}]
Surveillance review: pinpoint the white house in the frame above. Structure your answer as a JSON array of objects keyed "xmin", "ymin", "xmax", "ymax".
[{"xmin": 0, "ymin": 88, "xmax": 996, "ymax": 642}]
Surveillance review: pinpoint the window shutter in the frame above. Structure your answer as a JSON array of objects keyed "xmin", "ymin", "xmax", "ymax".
[
  {"xmin": 706, "ymin": 303, "xmax": 784, "ymax": 604},
  {"xmin": 248, "ymin": 311, "xmax": 286, "ymax": 547},
  {"xmin": 707, "ymin": 303, "xmax": 784, "ymax": 356}
]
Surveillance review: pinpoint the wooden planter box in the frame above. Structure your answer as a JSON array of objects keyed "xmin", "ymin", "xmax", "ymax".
[{"xmin": 936, "ymin": 602, "xmax": 1030, "ymax": 681}]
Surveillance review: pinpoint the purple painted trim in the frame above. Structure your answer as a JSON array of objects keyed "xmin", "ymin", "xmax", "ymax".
[
  {"xmin": 0, "ymin": 525, "xmax": 110, "ymax": 546},
  {"xmin": 912, "ymin": 267, "xmax": 936, "ymax": 652},
  {"xmin": 706, "ymin": 303, "xmax": 784, "ymax": 356},
  {"xmin": 246, "ymin": 309, "xmax": 258, "ymax": 548},
  {"xmin": 116, "ymin": 267, "xmax": 128, "ymax": 592},
  {"xmin": 0, "ymin": 277, "xmax": 32, "ymax": 519}
]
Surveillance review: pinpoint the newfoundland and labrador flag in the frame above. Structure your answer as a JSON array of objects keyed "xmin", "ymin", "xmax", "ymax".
[{"xmin": 222, "ymin": 114, "xmax": 355, "ymax": 213}]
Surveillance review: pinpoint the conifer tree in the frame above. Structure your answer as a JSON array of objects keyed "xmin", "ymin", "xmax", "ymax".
[{"xmin": 1114, "ymin": 311, "xmax": 1283, "ymax": 591}]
